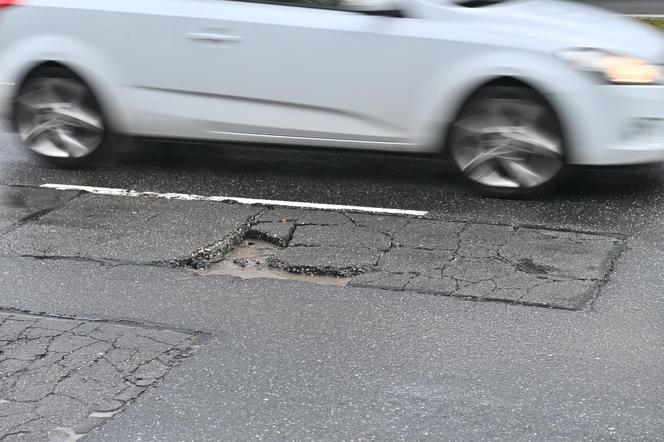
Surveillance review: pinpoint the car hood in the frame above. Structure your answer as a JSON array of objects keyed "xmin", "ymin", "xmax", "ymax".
[{"xmin": 431, "ymin": 0, "xmax": 664, "ymax": 62}]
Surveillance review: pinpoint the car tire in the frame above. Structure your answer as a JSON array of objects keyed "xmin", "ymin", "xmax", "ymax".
[
  {"xmin": 448, "ymin": 85, "xmax": 565, "ymax": 198},
  {"xmin": 13, "ymin": 67, "xmax": 107, "ymax": 166}
]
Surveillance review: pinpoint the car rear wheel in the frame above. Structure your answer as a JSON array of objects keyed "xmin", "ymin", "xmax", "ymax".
[
  {"xmin": 13, "ymin": 68, "xmax": 106, "ymax": 164},
  {"xmin": 448, "ymin": 85, "xmax": 565, "ymax": 197}
]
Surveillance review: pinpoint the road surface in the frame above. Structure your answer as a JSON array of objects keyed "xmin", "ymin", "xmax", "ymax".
[{"xmin": 0, "ymin": 121, "xmax": 663, "ymax": 440}]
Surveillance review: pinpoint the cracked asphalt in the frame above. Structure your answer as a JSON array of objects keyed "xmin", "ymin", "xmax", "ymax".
[
  {"xmin": 253, "ymin": 209, "xmax": 623, "ymax": 309},
  {"xmin": 1, "ymin": 120, "xmax": 664, "ymax": 440},
  {"xmin": 0, "ymin": 312, "xmax": 198, "ymax": 441}
]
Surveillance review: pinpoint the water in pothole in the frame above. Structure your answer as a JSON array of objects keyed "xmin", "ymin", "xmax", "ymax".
[{"xmin": 199, "ymin": 239, "xmax": 350, "ymax": 286}]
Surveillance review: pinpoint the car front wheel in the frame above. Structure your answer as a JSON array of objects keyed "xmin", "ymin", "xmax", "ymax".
[
  {"xmin": 13, "ymin": 67, "xmax": 106, "ymax": 164},
  {"xmin": 448, "ymin": 85, "xmax": 565, "ymax": 197}
]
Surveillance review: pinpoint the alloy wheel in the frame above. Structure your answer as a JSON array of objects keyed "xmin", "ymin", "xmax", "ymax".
[
  {"xmin": 15, "ymin": 75, "xmax": 105, "ymax": 160},
  {"xmin": 450, "ymin": 90, "xmax": 564, "ymax": 193}
]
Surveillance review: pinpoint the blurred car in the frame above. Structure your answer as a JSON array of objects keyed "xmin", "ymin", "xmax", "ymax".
[{"xmin": 0, "ymin": 0, "xmax": 663, "ymax": 196}]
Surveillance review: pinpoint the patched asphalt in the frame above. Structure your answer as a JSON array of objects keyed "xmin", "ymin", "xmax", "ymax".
[
  {"xmin": 0, "ymin": 189, "xmax": 624, "ymax": 309},
  {"xmin": 0, "ymin": 186, "xmax": 79, "ymax": 232},
  {"xmin": 0, "ymin": 190, "xmax": 260, "ymax": 264},
  {"xmin": 253, "ymin": 209, "xmax": 623, "ymax": 309},
  {"xmin": 0, "ymin": 312, "xmax": 199, "ymax": 441}
]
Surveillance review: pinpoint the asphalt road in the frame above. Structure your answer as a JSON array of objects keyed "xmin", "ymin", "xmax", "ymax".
[
  {"xmin": 1, "ymin": 122, "xmax": 664, "ymax": 440},
  {"xmin": 2, "ymin": 120, "xmax": 664, "ymax": 232},
  {"xmin": 2, "ymin": 5, "xmax": 663, "ymax": 440}
]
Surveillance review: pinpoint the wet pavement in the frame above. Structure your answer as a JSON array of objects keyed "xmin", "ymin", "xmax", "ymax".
[
  {"xmin": 254, "ymin": 209, "xmax": 624, "ymax": 309},
  {"xmin": 1, "ymin": 123, "xmax": 664, "ymax": 439},
  {"xmin": 0, "ymin": 189, "xmax": 259, "ymax": 264},
  {"xmin": 0, "ymin": 312, "xmax": 200, "ymax": 441},
  {"xmin": 201, "ymin": 239, "xmax": 351, "ymax": 287},
  {"xmin": 0, "ymin": 188, "xmax": 624, "ymax": 310}
]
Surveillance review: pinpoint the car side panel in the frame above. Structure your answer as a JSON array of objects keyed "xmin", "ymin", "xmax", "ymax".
[
  {"xmin": 411, "ymin": 49, "xmax": 595, "ymax": 156},
  {"xmin": 0, "ymin": 0, "xmax": 196, "ymax": 134},
  {"xmin": 126, "ymin": 0, "xmax": 437, "ymax": 146},
  {"xmin": 3, "ymin": 0, "xmax": 652, "ymax": 164}
]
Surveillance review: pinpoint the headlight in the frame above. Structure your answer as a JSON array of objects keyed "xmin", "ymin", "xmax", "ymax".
[{"xmin": 559, "ymin": 49, "xmax": 662, "ymax": 85}]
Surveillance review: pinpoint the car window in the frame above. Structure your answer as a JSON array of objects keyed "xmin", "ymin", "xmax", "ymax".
[
  {"xmin": 283, "ymin": 0, "xmax": 340, "ymax": 7},
  {"xmin": 236, "ymin": 0, "xmax": 343, "ymax": 10}
]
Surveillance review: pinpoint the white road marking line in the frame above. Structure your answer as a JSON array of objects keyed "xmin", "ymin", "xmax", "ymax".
[{"xmin": 40, "ymin": 184, "xmax": 429, "ymax": 217}]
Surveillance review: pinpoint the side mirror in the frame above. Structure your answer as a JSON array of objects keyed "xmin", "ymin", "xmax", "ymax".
[{"xmin": 339, "ymin": 0, "xmax": 401, "ymax": 14}]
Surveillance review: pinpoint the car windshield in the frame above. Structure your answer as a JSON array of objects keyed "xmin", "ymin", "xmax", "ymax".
[{"xmin": 451, "ymin": 0, "xmax": 509, "ymax": 6}]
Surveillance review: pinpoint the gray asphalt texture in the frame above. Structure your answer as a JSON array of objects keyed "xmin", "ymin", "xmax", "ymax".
[
  {"xmin": 255, "ymin": 210, "xmax": 624, "ymax": 309},
  {"xmin": 2, "ymin": 5, "xmax": 663, "ymax": 441},
  {"xmin": 0, "ymin": 313, "xmax": 198, "ymax": 440},
  {"xmin": 1, "ymin": 115, "xmax": 664, "ymax": 440}
]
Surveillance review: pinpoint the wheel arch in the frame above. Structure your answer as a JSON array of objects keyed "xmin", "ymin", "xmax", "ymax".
[
  {"xmin": 2, "ymin": 32, "xmax": 133, "ymax": 133},
  {"xmin": 410, "ymin": 46, "xmax": 586, "ymax": 158},
  {"xmin": 12, "ymin": 60, "xmax": 117, "ymax": 131},
  {"xmin": 439, "ymin": 75, "xmax": 569, "ymax": 159}
]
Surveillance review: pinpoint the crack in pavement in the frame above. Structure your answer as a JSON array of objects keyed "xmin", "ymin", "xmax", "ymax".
[
  {"xmin": 0, "ymin": 185, "xmax": 627, "ymax": 310},
  {"xmin": 0, "ymin": 188, "xmax": 262, "ymax": 266},
  {"xmin": 0, "ymin": 312, "xmax": 205, "ymax": 441},
  {"xmin": 0, "ymin": 188, "xmax": 82, "ymax": 237},
  {"xmin": 198, "ymin": 208, "xmax": 625, "ymax": 310}
]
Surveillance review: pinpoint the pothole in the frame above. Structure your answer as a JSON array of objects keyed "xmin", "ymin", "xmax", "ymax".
[{"xmin": 198, "ymin": 239, "xmax": 350, "ymax": 287}]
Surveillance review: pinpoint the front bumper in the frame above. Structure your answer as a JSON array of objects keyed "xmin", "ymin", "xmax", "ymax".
[{"xmin": 560, "ymin": 84, "xmax": 664, "ymax": 166}]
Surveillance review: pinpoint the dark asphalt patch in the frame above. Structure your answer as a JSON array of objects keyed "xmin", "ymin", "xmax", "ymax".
[
  {"xmin": 0, "ymin": 311, "xmax": 200, "ymax": 441},
  {"xmin": 0, "ymin": 186, "xmax": 625, "ymax": 310},
  {"xmin": 0, "ymin": 185, "xmax": 79, "ymax": 234},
  {"xmin": 248, "ymin": 210, "xmax": 625, "ymax": 310},
  {"xmin": 0, "ymin": 191, "xmax": 260, "ymax": 264}
]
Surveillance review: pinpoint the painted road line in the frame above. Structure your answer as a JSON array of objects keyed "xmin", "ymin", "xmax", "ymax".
[{"xmin": 40, "ymin": 184, "xmax": 429, "ymax": 217}]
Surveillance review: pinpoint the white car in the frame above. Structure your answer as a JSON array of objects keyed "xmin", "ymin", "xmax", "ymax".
[{"xmin": 0, "ymin": 0, "xmax": 663, "ymax": 196}]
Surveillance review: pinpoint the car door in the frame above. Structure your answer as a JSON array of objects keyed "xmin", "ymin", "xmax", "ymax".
[{"xmin": 157, "ymin": 0, "xmax": 441, "ymax": 148}]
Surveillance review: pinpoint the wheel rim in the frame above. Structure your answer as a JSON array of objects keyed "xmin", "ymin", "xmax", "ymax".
[
  {"xmin": 15, "ymin": 76, "xmax": 104, "ymax": 159},
  {"xmin": 450, "ymin": 96, "xmax": 563, "ymax": 189}
]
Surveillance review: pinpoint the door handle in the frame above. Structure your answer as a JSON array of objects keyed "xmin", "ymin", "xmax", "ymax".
[{"xmin": 186, "ymin": 32, "xmax": 243, "ymax": 44}]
